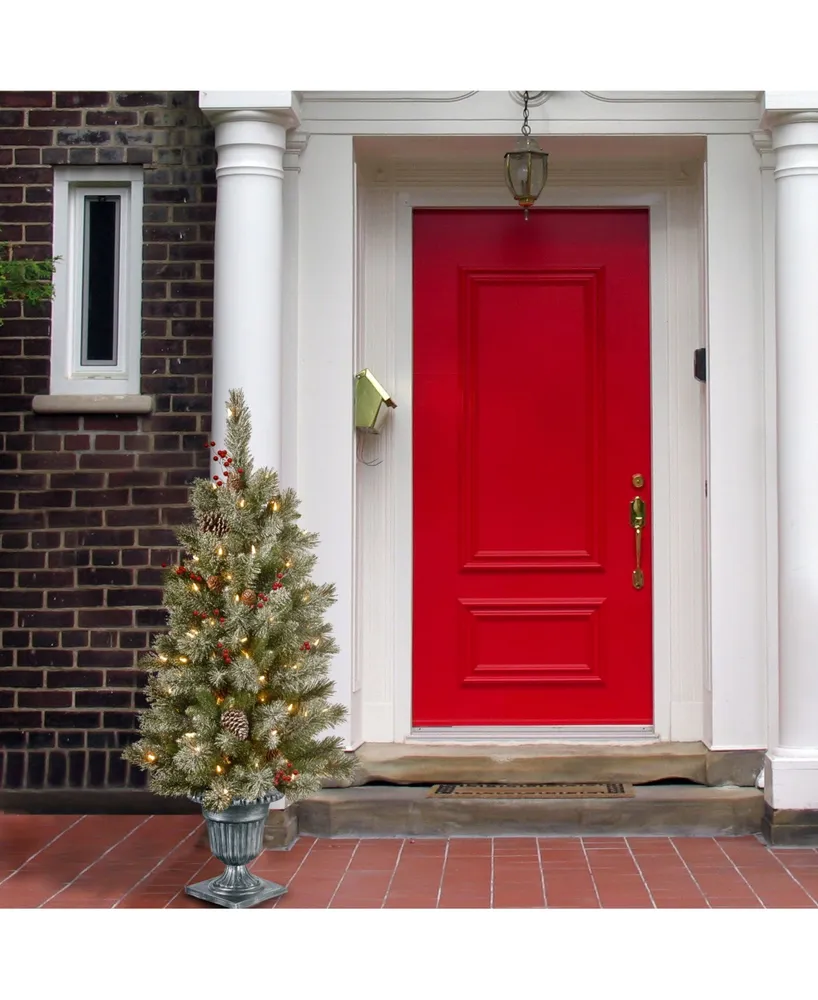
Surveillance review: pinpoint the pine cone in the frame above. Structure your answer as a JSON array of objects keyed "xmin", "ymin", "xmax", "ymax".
[
  {"xmin": 220, "ymin": 708, "xmax": 250, "ymax": 741},
  {"xmin": 240, "ymin": 589, "xmax": 256, "ymax": 607},
  {"xmin": 200, "ymin": 511, "xmax": 228, "ymax": 536},
  {"xmin": 207, "ymin": 575, "xmax": 221, "ymax": 591}
]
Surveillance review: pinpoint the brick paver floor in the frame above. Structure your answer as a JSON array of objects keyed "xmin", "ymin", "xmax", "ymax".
[{"xmin": 1, "ymin": 813, "xmax": 817, "ymax": 908}]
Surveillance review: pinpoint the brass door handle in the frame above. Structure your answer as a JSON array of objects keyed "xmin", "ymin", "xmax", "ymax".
[{"xmin": 630, "ymin": 496, "xmax": 646, "ymax": 590}]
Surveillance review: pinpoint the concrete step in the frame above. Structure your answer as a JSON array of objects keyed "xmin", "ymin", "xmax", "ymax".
[
  {"xmin": 295, "ymin": 785, "xmax": 764, "ymax": 839},
  {"xmin": 351, "ymin": 742, "xmax": 763, "ymax": 788}
]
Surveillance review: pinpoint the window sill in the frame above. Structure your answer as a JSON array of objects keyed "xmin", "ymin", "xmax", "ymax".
[{"xmin": 32, "ymin": 394, "xmax": 154, "ymax": 415}]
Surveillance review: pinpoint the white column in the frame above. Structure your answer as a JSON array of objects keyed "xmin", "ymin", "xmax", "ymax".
[
  {"xmin": 765, "ymin": 111, "xmax": 818, "ymax": 809},
  {"xmin": 209, "ymin": 109, "xmax": 288, "ymax": 470}
]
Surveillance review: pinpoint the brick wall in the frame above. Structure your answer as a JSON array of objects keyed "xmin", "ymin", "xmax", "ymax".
[{"xmin": 0, "ymin": 91, "xmax": 215, "ymax": 793}]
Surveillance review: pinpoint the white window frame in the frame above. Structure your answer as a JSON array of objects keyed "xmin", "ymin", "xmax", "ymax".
[{"xmin": 51, "ymin": 166, "xmax": 143, "ymax": 396}]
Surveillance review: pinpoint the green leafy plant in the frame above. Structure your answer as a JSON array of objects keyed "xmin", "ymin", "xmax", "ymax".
[
  {"xmin": 0, "ymin": 241, "xmax": 58, "ymax": 325},
  {"xmin": 124, "ymin": 388, "xmax": 355, "ymax": 812}
]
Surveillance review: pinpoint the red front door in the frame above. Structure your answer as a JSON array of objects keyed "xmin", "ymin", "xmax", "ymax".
[{"xmin": 412, "ymin": 209, "xmax": 652, "ymax": 727}]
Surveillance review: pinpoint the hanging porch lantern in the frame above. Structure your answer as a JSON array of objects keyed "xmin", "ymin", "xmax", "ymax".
[{"xmin": 504, "ymin": 90, "xmax": 548, "ymax": 220}]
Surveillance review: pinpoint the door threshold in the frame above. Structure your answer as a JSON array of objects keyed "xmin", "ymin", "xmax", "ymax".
[{"xmin": 408, "ymin": 725, "xmax": 657, "ymax": 744}]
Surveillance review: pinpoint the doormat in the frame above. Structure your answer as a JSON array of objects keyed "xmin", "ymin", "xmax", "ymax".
[{"xmin": 428, "ymin": 782, "xmax": 635, "ymax": 799}]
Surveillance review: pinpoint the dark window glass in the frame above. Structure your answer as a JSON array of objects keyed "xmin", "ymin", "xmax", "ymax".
[{"xmin": 81, "ymin": 195, "xmax": 120, "ymax": 365}]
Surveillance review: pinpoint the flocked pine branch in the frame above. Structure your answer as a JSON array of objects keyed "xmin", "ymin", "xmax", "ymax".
[
  {"xmin": 0, "ymin": 241, "xmax": 57, "ymax": 326},
  {"xmin": 123, "ymin": 388, "xmax": 355, "ymax": 812}
]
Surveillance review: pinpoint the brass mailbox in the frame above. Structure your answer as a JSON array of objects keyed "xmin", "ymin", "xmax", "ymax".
[{"xmin": 354, "ymin": 369, "xmax": 396, "ymax": 434}]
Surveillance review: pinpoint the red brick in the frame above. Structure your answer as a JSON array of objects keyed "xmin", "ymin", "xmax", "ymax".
[
  {"xmin": 46, "ymin": 591, "xmax": 105, "ymax": 609},
  {"xmin": 84, "ymin": 417, "xmax": 139, "ymax": 432},
  {"xmin": 86, "ymin": 111, "xmax": 138, "ymax": 126},
  {"xmin": 28, "ymin": 110, "xmax": 82, "ymax": 127},
  {"xmin": 79, "ymin": 454, "xmax": 134, "ymax": 470},
  {"xmin": 15, "ymin": 148, "xmax": 41, "ymax": 165},
  {"xmin": 75, "ymin": 488, "xmax": 130, "ymax": 507},
  {"xmin": 55, "ymin": 92, "xmax": 109, "ymax": 108},
  {"xmin": 0, "ymin": 167, "xmax": 52, "ymax": 184},
  {"xmin": 64, "ymin": 435, "xmax": 91, "ymax": 450},
  {"xmin": 25, "ymin": 187, "xmax": 54, "ymax": 204},
  {"xmin": 0, "ymin": 204, "xmax": 52, "ymax": 223},
  {"xmin": 77, "ymin": 609, "xmax": 132, "ymax": 628},
  {"xmin": 19, "ymin": 691, "xmax": 72, "ymax": 708},
  {"xmin": 0, "ymin": 92, "xmax": 53, "ymax": 107},
  {"xmin": 0, "ymin": 110, "xmax": 24, "ymax": 127},
  {"xmin": 93, "ymin": 435, "xmax": 121, "ymax": 451},
  {"xmin": 0, "ymin": 130, "xmax": 54, "ymax": 146},
  {"xmin": 116, "ymin": 92, "xmax": 166, "ymax": 107}
]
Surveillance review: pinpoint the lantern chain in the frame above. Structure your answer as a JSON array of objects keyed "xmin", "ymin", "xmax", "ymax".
[{"xmin": 521, "ymin": 91, "xmax": 531, "ymax": 137}]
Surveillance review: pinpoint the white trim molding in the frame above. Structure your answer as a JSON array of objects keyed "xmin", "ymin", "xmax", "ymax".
[
  {"xmin": 583, "ymin": 91, "xmax": 761, "ymax": 103},
  {"xmin": 296, "ymin": 134, "xmax": 357, "ymax": 750},
  {"xmin": 703, "ymin": 135, "xmax": 767, "ymax": 750},
  {"xmin": 199, "ymin": 91, "xmax": 302, "ymax": 124},
  {"xmin": 764, "ymin": 92, "xmax": 818, "ymax": 115},
  {"xmin": 301, "ymin": 91, "xmax": 762, "ymax": 136},
  {"xmin": 351, "ymin": 173, "xmax": 707, "ymax": 746},
  {"xmin": 409, "ymin": 726, "xmax": 656, "ymax": 744},
  {"xmin": 50, "ymin": 165, "xmax": 143, "ymax": 397}
]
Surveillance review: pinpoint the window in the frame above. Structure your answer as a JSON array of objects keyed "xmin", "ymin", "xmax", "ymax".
[{"xmin": 50, "ymin": 166, "xmax": 143, "ymax": 396}]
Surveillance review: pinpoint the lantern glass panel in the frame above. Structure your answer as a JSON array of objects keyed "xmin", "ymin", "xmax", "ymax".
[{"xmin": 504, "ymin": 136, "xmax": 548, "ymax": 208}]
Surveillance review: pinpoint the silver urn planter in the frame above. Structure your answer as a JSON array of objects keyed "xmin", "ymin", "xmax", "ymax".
[{"xmin": 186, "ymin": 789, "xmax": 287, "ymax": 909}]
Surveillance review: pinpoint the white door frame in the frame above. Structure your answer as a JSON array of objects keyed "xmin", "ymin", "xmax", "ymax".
[{"xmin": 353, "ymin": 178, "xmax": 708, "ymax": 745}]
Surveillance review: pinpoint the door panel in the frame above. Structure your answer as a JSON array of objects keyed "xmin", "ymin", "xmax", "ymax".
[{"xmin": 412, "ymin": 209, "xmax": 652, "ymax": 726}]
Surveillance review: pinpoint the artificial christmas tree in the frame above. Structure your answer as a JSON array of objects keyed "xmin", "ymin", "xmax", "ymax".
[{"xmin": 123, "ymin": 388, "xmax": 354, "ymax": 906}]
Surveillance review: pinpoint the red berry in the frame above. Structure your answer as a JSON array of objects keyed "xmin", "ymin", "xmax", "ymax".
[
  {"xmin": 220, "ymin": 618, "xmax": 226, "ymax": 624},
  {"xmin": 210, "ymin": 441, "xmax": 216, "ymax": 447},
  {"xmin": 238, "ymin": 468, "xmax": 244, "ymax": 474},
  {"xmin": 161, "ymin": 563, "xmax": 167, "ymax": 568},
  {"xmin": 218, "ymin": 450, "xmax": 227, "ymax": 458},
  {"xmin": 213, "ymin": 476, "xmax": 219, "ymax": 481}
]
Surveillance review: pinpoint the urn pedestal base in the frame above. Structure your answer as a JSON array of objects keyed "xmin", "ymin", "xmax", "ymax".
[{"xmin": 185, "ymin": 865, "xmax": 287, "ymax": 909}]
